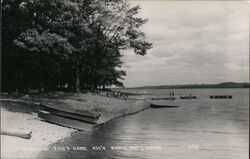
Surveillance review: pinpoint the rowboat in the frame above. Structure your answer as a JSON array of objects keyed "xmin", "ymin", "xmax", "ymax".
[
  {"xmin": 38, "ymin": 110, "xmax": 96, "ymax": 131},
  {"xmin": 40, "ymin": 105, "xmax": 99, "ymax": 124},
  {"xmin": 40, "ymin": 101, "xmax": 100, "ymax": 119},
  {"xmin": 38, "ymin": 101, "xmax": 101, "ymax": 130},
  {"xmin": 150, "ymin": 104, "xmax": 180, "ymax": 108}
]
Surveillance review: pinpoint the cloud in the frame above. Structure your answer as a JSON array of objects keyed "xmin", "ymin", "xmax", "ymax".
[{"xmin": 122, "ymin": 1, "xmax": 249, "ymax": 87}]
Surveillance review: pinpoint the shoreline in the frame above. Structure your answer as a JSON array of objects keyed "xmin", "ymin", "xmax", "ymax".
[{"xmin": 1, "ymin": 93, "xmax": 151, "ymax": 158}]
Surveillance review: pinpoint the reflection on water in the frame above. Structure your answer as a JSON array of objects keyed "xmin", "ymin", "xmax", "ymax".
[{"xmin": 40, "ymin": 89, "xmax": 249, "ymax": 159}]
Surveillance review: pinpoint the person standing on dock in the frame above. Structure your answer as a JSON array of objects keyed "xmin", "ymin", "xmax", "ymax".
[{"xmin": 169, "ymin": 92, "xmax": 175, "ymax": 100}]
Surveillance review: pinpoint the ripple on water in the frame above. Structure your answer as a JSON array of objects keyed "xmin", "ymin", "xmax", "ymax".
[{"xmin": 40, "ymin": 88, "xmax": 249, "ymax": 159}]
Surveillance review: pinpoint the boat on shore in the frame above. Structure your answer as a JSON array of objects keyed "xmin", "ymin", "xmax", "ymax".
[
  {"xmin": 38, "ymin": 110, "xmax": 95, "ymax": 131},
  {"xmin": 40, "ymin": 104, "xmax": 99, "ymax": 124},
  {"xmin": 38, "ymin": 102, "xmax": 100, "ymax": 130},
  {"xmin": 40, "ymin": 101, "xmax": 100, "ymax": 119}
]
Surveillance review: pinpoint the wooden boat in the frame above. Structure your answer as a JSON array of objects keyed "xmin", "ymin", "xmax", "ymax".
[
  {"xmin": 40, "ymin": 106, "xmax": 99, "ymax": 124},
  {"xmin": 38, "ymin": 110, "xmax": 95, "ymax": 131},
  {"xmin": 150, "ymin": 104, "xmax": 180, "ymax": 108},
  {"xmin": 38, "ymin": 101, "xmax": 101, "ymax": 129},
  {"xmin": 40, "ymin": 101, "xmax": 100, "ymax": 119},
  {"xmin": 180, "ymin": 95, "xmax": 196, "ymax": 99}
]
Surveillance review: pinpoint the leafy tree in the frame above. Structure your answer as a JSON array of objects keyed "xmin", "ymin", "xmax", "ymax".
[
  {"xmin": 80, "ymin": 1, "xmax": 152, "ymax": 90},
  {"xmin": 1, "ymin": 0, "xmax": 152, "ymax": 93},
  {"xmin": 2, "ymin": 0, "xmax": 76, "ymax": 92}
]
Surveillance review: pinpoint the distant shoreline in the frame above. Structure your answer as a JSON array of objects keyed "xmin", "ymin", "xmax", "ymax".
[
  {"xmin": 126, "ymin": 82, "xmax": 249, "ymax": 89},
  {"xmin": 126, "ymin": 87, "xmax": 249, "ymax": 90}
]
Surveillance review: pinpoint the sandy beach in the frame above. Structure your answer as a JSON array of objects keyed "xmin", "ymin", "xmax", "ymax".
[
  {"xmin": 1, "ymin": 93, "xmax": 150, "ymax": 158},
  {"xmin": 1, "ymin": 100, "xmax": 75, "ymax": 158}
]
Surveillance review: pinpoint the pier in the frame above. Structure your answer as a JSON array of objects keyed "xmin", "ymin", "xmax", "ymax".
[{"xmin": 210, "ymin": 95, "xmax": 232, "ymax": 99}]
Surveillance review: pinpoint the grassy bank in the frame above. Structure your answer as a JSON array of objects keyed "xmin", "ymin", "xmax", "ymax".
[{"xmin": 1, "ymin": 92, "xmax": 150, "ymax": 158}]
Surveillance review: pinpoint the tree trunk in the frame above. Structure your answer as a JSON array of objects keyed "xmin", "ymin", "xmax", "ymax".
[
  {"xmin": 75, "ymin": 57, "xmax": 80, "ymax": 93},
  {"xmin": 39, "ymin": 81, "xmax": 43, "ymax": 92},
  {"xmin": 91, "ymin": 73, "xmax": 94, "ymax": 92},
  {"xmin": 90, "ymin": 66, "xmax": 95, "ymax": 92},
  {"xmin": 39, "ymin": 60, "xmax": 44, "ymax": 92}
]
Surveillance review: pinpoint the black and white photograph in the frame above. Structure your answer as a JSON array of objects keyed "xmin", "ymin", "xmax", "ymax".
[{"xmin": 1, "ymin": 0, "xmax": 249, "ymax": 158}]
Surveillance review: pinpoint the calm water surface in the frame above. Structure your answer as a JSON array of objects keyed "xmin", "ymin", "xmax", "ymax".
[{"xmin": 40, "ymin": 88, "xmax": 249, "ymax": 159}]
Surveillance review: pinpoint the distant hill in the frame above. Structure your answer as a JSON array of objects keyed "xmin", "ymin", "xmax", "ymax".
[{"xmin": 131, "ymin": 82, "xmax": 250, "ymax": 89}]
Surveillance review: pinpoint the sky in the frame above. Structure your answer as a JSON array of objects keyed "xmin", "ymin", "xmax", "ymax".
[{"xmin": 121, "ymin": 0, "xmax": 249, "ymax": 87}]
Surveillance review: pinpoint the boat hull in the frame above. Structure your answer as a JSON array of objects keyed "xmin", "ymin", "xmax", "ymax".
[
  {"xmin": 40, "ymin": 101, "xmax": 100, "ymax": 119},
  {"xmin": 40, "ymin": 106, "xmax": 99, "ymax": 124},
  {"xmin": 150, "ymin": 104, "xmax": 180, "ymax": 108},
  {"xmin": 38, "ymin": 111, "xmax": 95, "ymax": 131}
]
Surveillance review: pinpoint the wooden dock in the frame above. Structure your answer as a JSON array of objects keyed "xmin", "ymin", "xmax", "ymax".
[
  {"xmin": 210, "ymin": 95, "xmax": 232, "ymax": 99},
  {"xmin": 151, "ymin": 97, "xmax": 176, "ymax": 100}
]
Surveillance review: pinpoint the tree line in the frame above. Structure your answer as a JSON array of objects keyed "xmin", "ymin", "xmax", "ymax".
[{"xmin": 2, "ymin": 0, "xmax": 152, "ymax": 93}]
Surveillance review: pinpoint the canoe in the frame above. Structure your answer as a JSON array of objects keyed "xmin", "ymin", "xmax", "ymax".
[
  {"xmin": 150, "ymin": 104, "xmax": 180, "ymax": 108},
  {"xmin": 38, "ymin": 110, "xmax": 95, "ymax": 131}
]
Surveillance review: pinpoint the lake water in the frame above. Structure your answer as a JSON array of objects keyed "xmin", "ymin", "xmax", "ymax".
[{"xmin": 40, "ymin": 88, "xmax": 249, "ymax": 159}]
